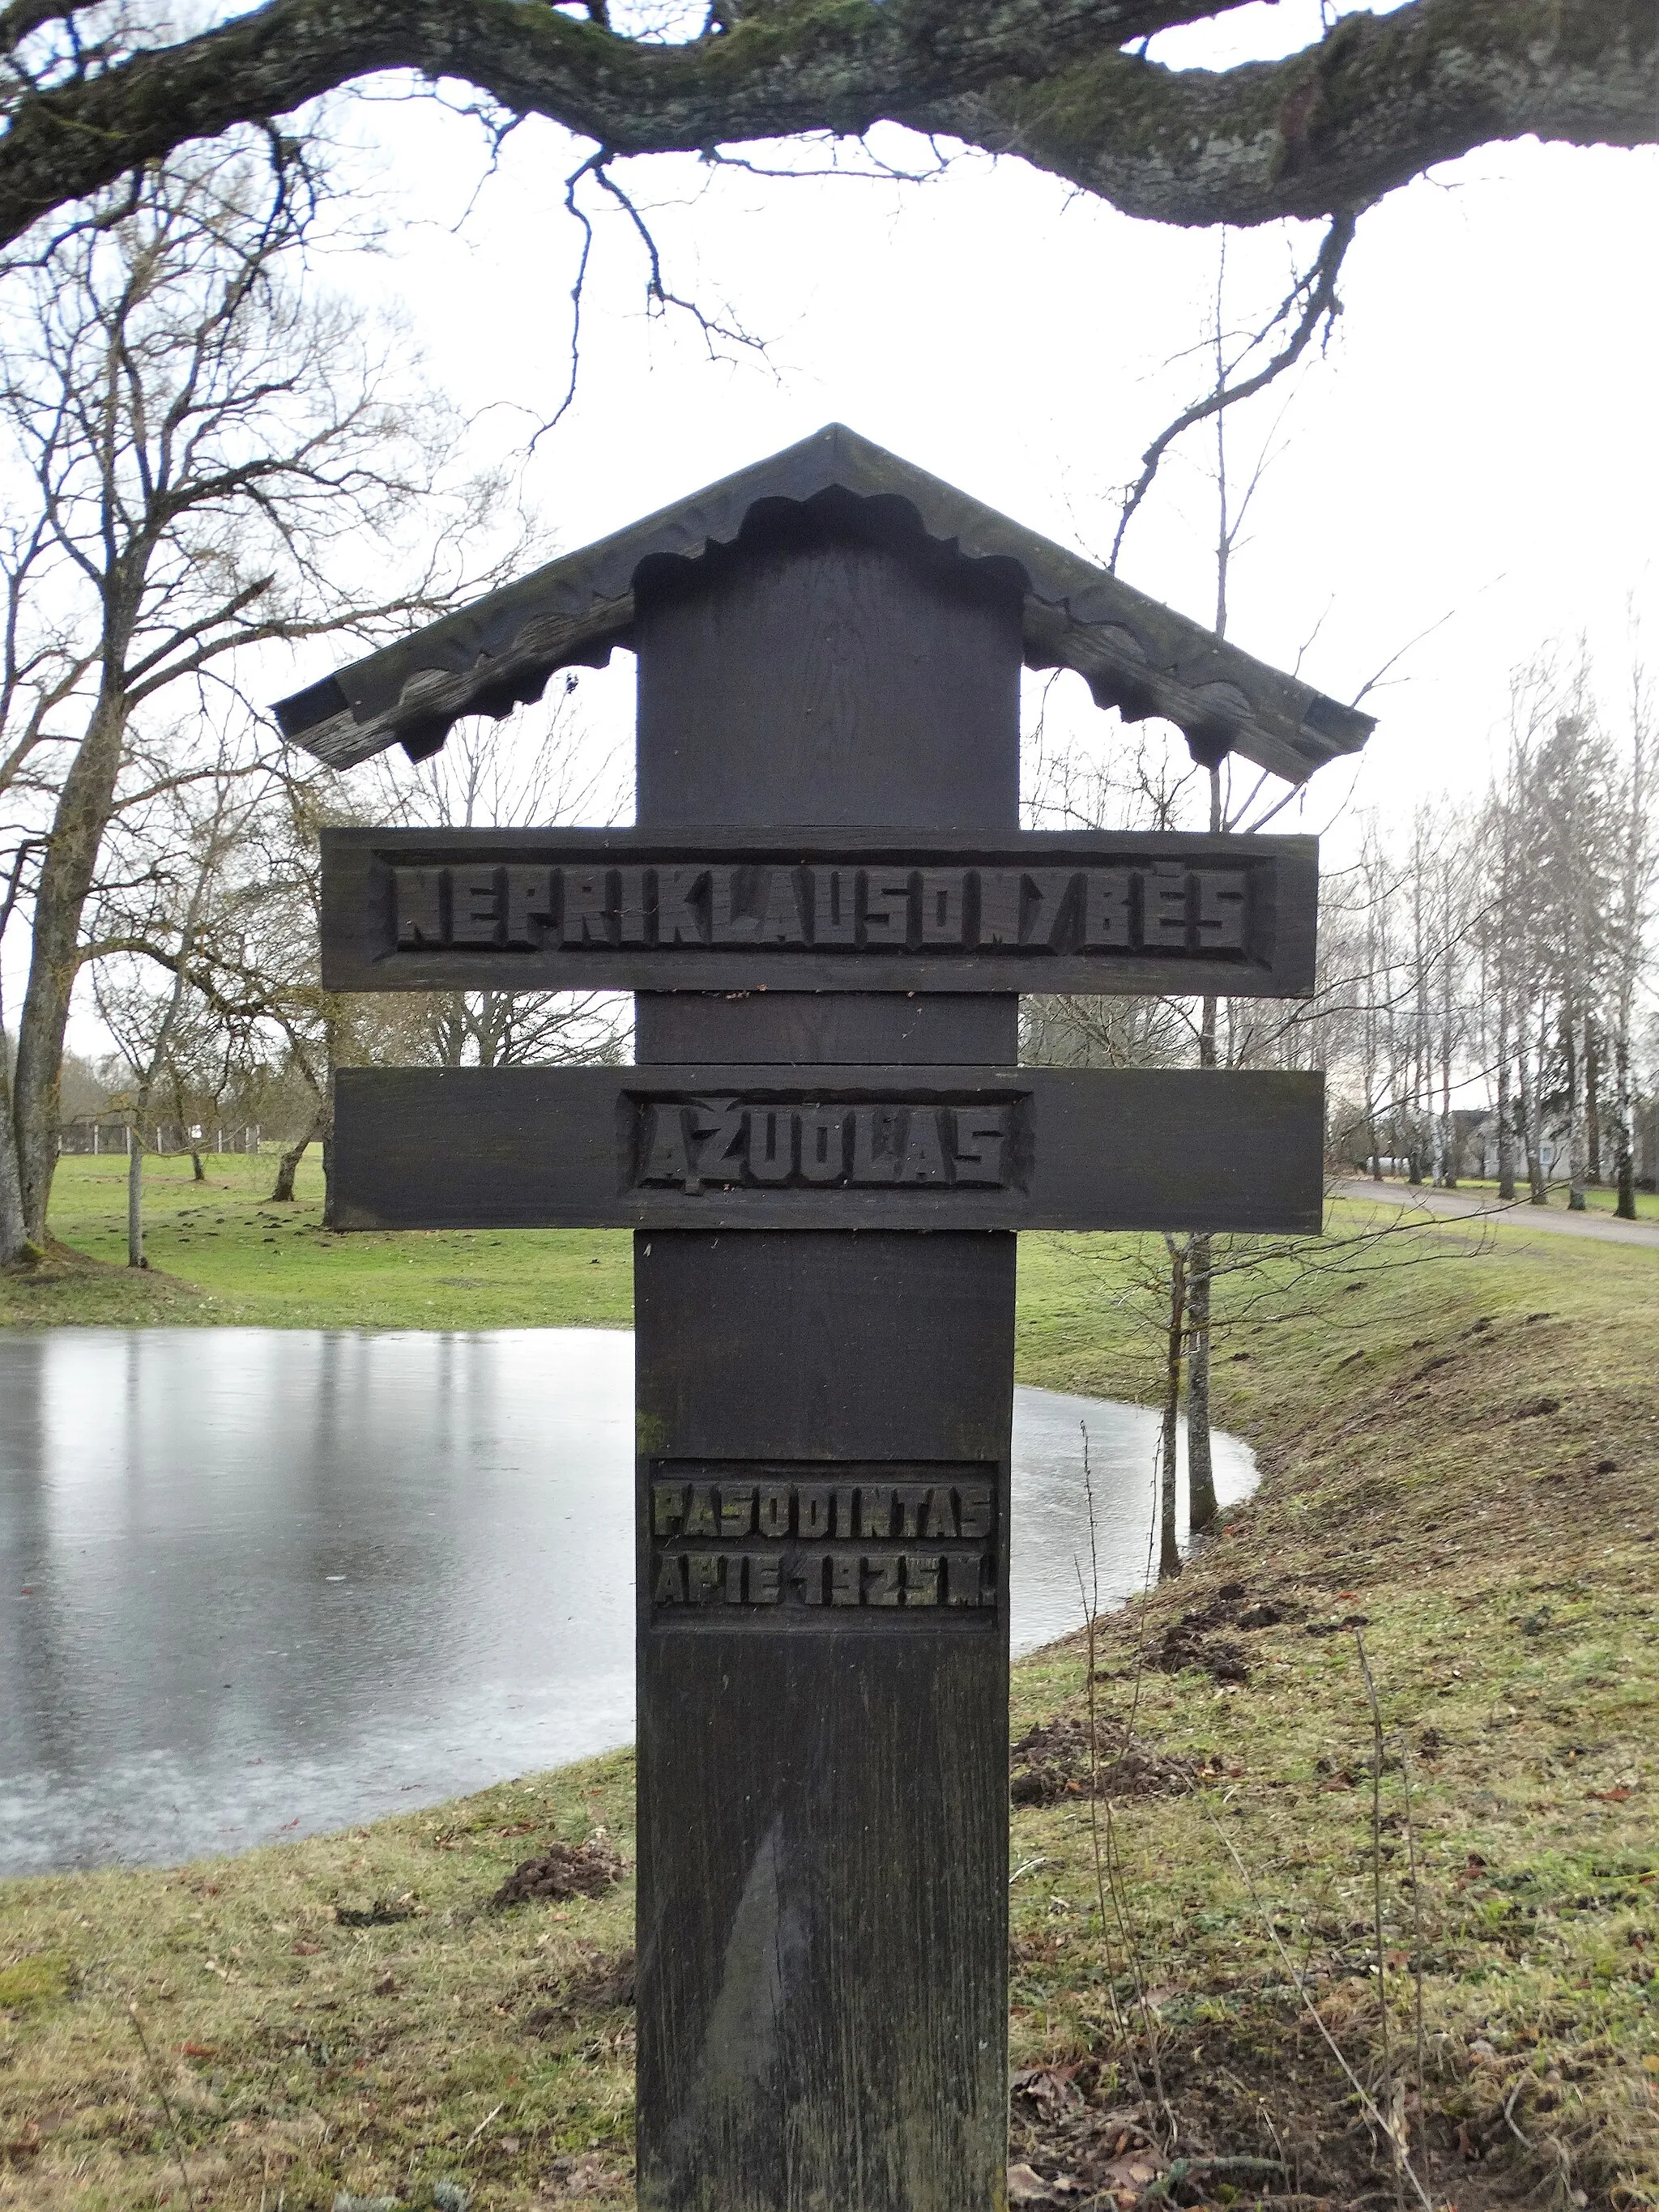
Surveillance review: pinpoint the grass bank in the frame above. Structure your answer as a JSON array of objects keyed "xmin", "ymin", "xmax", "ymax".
[{"xmin": 1, "ymin": 1206, "xmax": 1656, "ymax": 2211}]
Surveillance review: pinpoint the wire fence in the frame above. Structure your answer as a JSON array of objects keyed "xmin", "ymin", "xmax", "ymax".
[{"xmin": 58, "ymin": 1120, "xmax": 264, "ymax": 1157}]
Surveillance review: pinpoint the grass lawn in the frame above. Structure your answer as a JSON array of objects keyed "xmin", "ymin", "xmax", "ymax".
[
  {"xmin": 1, "ymin": 1174, "xmax": 1657, "ymax": 2210},
  {"xmin": 1, "ymin": 1153, "xmax": 633, "ymax": 1331}
]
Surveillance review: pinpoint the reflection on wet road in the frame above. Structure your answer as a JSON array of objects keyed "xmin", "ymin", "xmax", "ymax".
[{"xmin": 0, "ymin": 1329, "xmax": 1252, "ymax": 1874}]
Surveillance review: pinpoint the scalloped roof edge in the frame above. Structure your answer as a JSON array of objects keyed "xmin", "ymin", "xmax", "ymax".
[{"xmin": 274, "ymin": 423, "xmax": 1374, "ymax": 788}]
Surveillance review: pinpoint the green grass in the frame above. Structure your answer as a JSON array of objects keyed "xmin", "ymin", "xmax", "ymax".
[
  {"xmin": 1, "ymin": 1153, "xmax": 632, "ymax": 1330},
  {"xmin": 2, "ymin": 1184, "xmax": 1657, "ymax": 2209}
]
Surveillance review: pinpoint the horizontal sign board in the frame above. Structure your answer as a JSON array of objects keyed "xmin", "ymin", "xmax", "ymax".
[
  {"xmin": 320, "ymin": 829, "xmax": 1317, "ymax": 999},
  {"xmin": 332, "ymin": 1063, "xmax": 1324, "ymax": 1234}
]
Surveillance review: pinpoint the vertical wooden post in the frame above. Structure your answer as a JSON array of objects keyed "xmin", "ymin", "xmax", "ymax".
[{"xmin": 633, "ymin": 514, "xmax": 1022, "ymax": 2212}]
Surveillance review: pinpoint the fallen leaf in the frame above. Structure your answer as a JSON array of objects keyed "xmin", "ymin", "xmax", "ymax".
[
  {"xmin": 1007, "ymin": 2163, "xmax": 1054, "ymax": 2205},
  {"xmin": 179, "ymin": 2041, "xmax": 217, "ymax": 2059},
  {"xmin": 292, "ymin": 1941, "xmax": 322, "ymax": 1957},
  {"xmin": 1588, "ymin": 1787, "xmax": 1634, "ymax": 1803}
]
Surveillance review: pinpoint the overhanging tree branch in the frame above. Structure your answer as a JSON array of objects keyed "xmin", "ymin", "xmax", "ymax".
[{"xmin": 0, "ymin": 0, "xmax": 1652, "ymax": 251}]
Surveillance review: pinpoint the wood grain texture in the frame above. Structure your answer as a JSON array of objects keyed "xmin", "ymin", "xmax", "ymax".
[
  {"xmin": 330, "ymin": 1063, "xmax": 1325, "ymax": 1235},
  {"xmin": 635, "ymin": 1232, "xmax": 1014, "ymax": 2212},
  {"xmin": 629, "ymin": 522, "xmax": 1018, "ymax": 2212},
  {"xmin": 317, "ymin": 825, "xmax": 1319, "ymax": 999}
]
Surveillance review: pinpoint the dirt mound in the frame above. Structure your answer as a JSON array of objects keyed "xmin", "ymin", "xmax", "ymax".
[
  {"xmin": 1009, "ymin": 1717, "xmax": 1209, "ymax": 1807},
  {"xmin": 488, "ymin": 1835, "xmax": 624, "ymax": 1910}
]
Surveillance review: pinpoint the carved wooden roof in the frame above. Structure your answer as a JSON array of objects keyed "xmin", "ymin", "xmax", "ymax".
[{"xmin": 275, "ymin": 424, "xmax": 1373, "ymax": 787}]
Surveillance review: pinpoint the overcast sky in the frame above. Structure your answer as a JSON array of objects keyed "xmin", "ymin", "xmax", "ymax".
[
  {"xmin": 19, "ymin": 4, "xmax": 1658, "ymax": 1058},
  {"xmin": 293, "ymin": 10, "xmax": 1659, "ymax": 859}
]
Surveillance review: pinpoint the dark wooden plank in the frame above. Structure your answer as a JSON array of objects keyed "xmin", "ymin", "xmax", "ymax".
[
  {"xmin": 634, "ymin": 1231, "xmax": 1014, "ymax": 2212},
  {"xmin": 330, "ymin": 1063, "xmax": 1325, "ymax": 1235},
  {"xmin": 318, "ymin": 826, "xmax": 1319, "ymax": 999},
  {"xmin": 627, "ymin": 519, "xmax": 1021, "ymax": 2212}
]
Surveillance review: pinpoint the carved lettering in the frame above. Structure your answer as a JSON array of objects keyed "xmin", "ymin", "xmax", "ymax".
[
  {"xmin": 923, "ymin": 1487, "xmax": 958, "ymax": 1540},
  {"xmin": 394, "ymin": 867, "xmax": 446, "ymax": 948},
  {"xmin": 957, "ymin": 1484, "xmax": 993, "ymax": 1541},
  {"xmin": 791, "ymin": 1554, "xmax": 827, "ymax": 1606},
  {"xmin": 504, "ymin": 866, "xmax": 556, "ymax": 947},
  {"xmin": 917, "ymin": 868, "xmax": 967, "ymax": 945},
  {"xmin": 1082, "ymin": 869, "xmax": 1132, "ymax": 949},
  {"xmin": 375, "ymin": 850, "xmax": 1274, "ymax": 969},
  {"xmin": 748, "ymin": 1106, "xmax": 794, "ymax": 1183},
  {"xmin": 617, "ymin": 866, "xmax": 650, "ymax": 944},
  {"xmin": 975, "ymin": 869, "xmax": 1021, "ymax": 946},
  {"xmin": 946, "ymin": 1552, "xmax": 989, "ymax": 1608},
  {"xmin": 450, "ymin": 867, "xmax": 501, "ymax": 946},
  {"xmin": 798, "ymin": 1486, "xmax": 831, "ymax": 1539},
  {"xmin": 903, "ymin": 1554, "xmax": 940, "ymax": 1605},
  {"xmin": 652, "ymin": 1482, "xmax": 687, "ymax": 1536},
  {"xmin": 757, "ymin": 867, "xmax": 807, "ymax": 945},
  {"xmin": 858, "ymin": 1485, "xmax": 893, "ymax": 1538},
  {"xmin": 952, "ymin": 1105, "xmax": 1012, "ymax": 1185},
  {"xmin": 864, "ymin": 1557, "xmax": 902, "ymax": 1607},
  {"xmin": 1146, "ymin": 862, "xmax": 1191, "ymax": 950},
  {"xmin": 1196, "ymin": 867, "xmax": 1247, "ymax": 949},
  {"xmin": 862, "ymin": 868, "xmax": 911, "ymax": 946},
  {"xmin": 657, "ymin": 867, "xmax": 709, "ymax": 944},
  {"xmin": 646, "ymin": 1466, "xmax": 1000, "ymax": 1625},
  {"xmin": 640, "ymin": 1106, "xmax": 696, "ymax": 1193},
  {"xmin": 720, "ymin": 1486, "xmax": 756, "ymax": 1537},
  {"xmin": 561, "ymin": 868, "xmax": 611, "ymax": 946},
  {"xmin": 690, "ymin": 1099, "xmax": 747, "ymax": 1186},
  {"xmin": 894, "ymin": 1484, "xmax": 931, "ymax": 1539},
  {"xmin": 1021, "ymin": 869, "xmax": 1077, "ymax": 948},
  {"xmin": 851, "ymin": 1106, "xmax": 902, "ymax": 1185},
  {"xmin": 710, "ymin": 867, "xmax": 757, "ymax": 944},
  {"xmin": 812, "ymin": 867, "xmax": 858, "ymax": 945},
  {"xmin": 797, "ymin": 1105, "xmax": 847, "ymax": 1183},
  {"xmin": 895, "ymin": 1108, "xmax": 949, "ymax": 1185}
]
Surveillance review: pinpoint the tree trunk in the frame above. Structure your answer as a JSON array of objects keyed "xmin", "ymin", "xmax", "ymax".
[
  {"xmin": 0, "ymin": 1089, "xmax": 32, "ymax": 1265},
  {"xmin": 1185, "ymin": 972, "xmax": 1220, "ymax": 1536},
  {"xmin": 190, "ymin": 1149, "xmax": 205, "ymax": 1182},
  {"xmin": 1585, "ymin": 1014, "xmax": 1602, "ymax": 1183},
  {"xmin": 1614, "ymin": 1025, "xmax": 1637, "ymax": 1220},
  {"xmin": 1565, "ymin": 1003, "xmax": 1588, "ymax": 1210},
  {"xmin": 1518, "ymin": 1005, "xmax": 1546, "ymax": 1202},
  {"xmin": 271, "ymin": 1131, "xmax": 311, "ymax": 1202},
  {"xmin": 1158, "ymin": 1244, "xmax": 1186, "ymax": 1584},
  {"xmin": 11, "ymin": 685, "xmax": 131, "ymax": 1244},
  {"xmin": 126, "ymin": 1119, "xmax": 147, "ymax": 1268},
  {"xmin": 1186, "ymin": 1237, "xmax": 1218, "ymax": 1535},
  {"xmin": 1495, "ymin": 1001, "xmax": 1515, "ymax": 1200}
]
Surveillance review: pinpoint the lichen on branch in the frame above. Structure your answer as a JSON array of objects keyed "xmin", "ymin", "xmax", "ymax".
[{"xmin": 0, "ymin": 0, "xmax": 1653, "ymax": 249}]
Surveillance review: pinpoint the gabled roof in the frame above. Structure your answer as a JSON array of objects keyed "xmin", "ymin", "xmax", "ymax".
[{"xmin": 275, "ymin": 424, "xmax": 1373, "ymax": 787}]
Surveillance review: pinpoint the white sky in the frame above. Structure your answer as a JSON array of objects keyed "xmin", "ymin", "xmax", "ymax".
[
  {"xmin": 19, "ymin": 6, "xmax": 1659, "ymax": 1055},
  {"xmin": 299, "ymin": 58, "xmax": 1657, "ymax": 856}
]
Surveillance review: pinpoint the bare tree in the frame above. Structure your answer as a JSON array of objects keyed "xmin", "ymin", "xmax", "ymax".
[
  {"xmin": 0, "ymin": 139, "xmax": 520, "ymax": 1265},
  {"xmin": 90, "ymin": 739, "xmax": 255, "ymax": 1265}
]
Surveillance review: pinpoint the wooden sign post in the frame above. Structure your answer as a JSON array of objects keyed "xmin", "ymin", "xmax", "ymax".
[{"xmin": 281, "ymin": 428, "xmax": 1371, "ymax": 2212}]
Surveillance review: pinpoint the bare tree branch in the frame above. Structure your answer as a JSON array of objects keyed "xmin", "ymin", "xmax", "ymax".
[{"xmin": 0, "ymin": 0, "xmax": 1650, "ymax": 253}]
